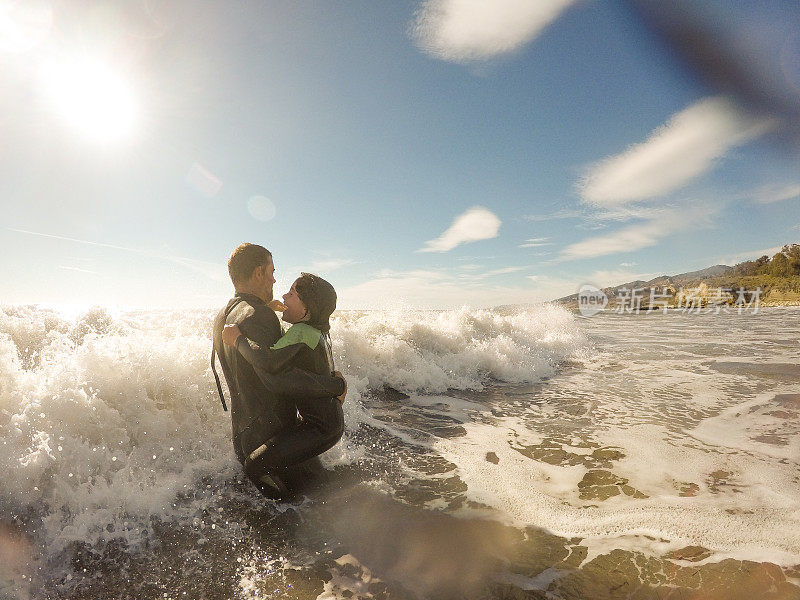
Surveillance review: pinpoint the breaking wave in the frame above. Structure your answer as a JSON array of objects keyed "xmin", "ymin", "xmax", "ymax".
[{"xmin": 0, "ymin": 303, "xmax": 582, "ymax": 557}]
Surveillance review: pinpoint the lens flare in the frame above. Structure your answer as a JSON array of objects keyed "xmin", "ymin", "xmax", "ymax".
[{"xmin": 247, "ymin": 195, "xmax": 277, "ymax": 221}]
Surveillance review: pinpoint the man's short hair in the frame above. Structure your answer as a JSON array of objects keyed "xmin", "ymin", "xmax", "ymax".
[{"xmin": 228, "ymin": 243, "xmax": 271, "ymax": 286}]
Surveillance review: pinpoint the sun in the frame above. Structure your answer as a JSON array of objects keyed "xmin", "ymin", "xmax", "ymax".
[{"xmin": 40, "ymin": 58, "xmax": 138, "ymax": 142}]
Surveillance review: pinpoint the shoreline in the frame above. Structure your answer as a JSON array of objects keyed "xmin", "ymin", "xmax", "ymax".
[{"xmin": 555, "ymin": 301, "xmax": 800, "ymax": 314}]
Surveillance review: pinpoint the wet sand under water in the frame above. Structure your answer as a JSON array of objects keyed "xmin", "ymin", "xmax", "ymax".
[{"xmin": 17, "ymin": 477, "xmax": 800, "ymax": 600}]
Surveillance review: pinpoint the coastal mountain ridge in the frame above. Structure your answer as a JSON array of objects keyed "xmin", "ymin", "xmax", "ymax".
[{"xmin": 555, "ymin": 243, "xmax": 800, "ymax": 308}]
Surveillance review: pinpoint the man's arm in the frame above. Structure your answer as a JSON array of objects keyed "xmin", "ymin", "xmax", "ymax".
[
  {"xmin": 235, "ymin": 334, "xmax": 305, "ymax": 374},
  {"xmin": 237, "ymin": 309, "xmax": 282, "ymax": 350}
]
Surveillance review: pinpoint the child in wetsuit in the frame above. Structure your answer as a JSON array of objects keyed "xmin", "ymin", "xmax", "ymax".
[{"xmin": 221, "ymin": 272, "xmax": 344, "ymax": 495}]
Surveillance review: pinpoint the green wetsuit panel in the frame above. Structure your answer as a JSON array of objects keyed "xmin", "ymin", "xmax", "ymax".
[{"xmin": 272, "ymin": 322, "xmax": 321, "ymax": 350}]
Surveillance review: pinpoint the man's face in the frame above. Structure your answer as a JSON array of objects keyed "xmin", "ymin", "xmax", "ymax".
[{"xmin": 257, "ymin": 258, "xmax": 276, "ymax": 302}]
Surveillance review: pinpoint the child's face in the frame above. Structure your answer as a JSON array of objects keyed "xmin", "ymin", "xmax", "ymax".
[{"xmin": 281, "ymin": 280, "xmax": 308, "ymax": 324}]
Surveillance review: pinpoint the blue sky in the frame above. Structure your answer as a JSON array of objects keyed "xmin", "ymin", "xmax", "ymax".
[{"xmin": 1, "ymin": 0, "xmax": 799, "ymax": 309}]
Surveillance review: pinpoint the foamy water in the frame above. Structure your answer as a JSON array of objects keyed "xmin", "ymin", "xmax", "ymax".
[{"xmin": 1, "ymin": 304, "xmax": 798, "ymax": 598}]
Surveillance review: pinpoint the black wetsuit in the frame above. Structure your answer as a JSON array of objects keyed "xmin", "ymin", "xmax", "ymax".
[
  {"xmin": 234, "ymin": 321, "xmax": 345, "ymax": 472},
  {"xmin": 212, "ymin": 293, "xmax": 344, "ymax": 471}
]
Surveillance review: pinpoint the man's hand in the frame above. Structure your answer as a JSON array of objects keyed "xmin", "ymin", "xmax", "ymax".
[
  {"xmin": 222, "ymin": 324, "xmax": 242, "ymax": 347},
  {"xmin": 333, "ymin": 370, "xmax": 347, "ymax": 405}
]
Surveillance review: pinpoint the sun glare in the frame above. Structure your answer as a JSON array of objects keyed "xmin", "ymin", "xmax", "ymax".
[
  {"xmin": 40, "ymin": 58, "xmax": 138, "ymax": 142},
  {"xmin": 0, "ymin": 1, "xmax": 53, "ymax": 53}
]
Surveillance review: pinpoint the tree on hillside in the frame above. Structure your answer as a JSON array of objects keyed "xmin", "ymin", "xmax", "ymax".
[
  {"xmin": 781, "ymin": 244, "xmax": 800, "ymax": 274},
  {"xmin": 782, "ymin": 244, "xmax": 800, "ymax": 260},
  {"xmin": 734, "ymin": 259, "xmax": 756, "ymax": 276},
  {"xmin": 771, "ymin": 252, "xmax": 791, "ymax": 277},
  {"xmin": 750, "ymin": 255, "xmax": 771, "ymax": 276}
]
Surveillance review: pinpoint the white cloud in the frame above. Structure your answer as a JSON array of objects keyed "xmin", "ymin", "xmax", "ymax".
[
  {"xmin": 587, "ymin": 269, "xmax": 657, "ymax": 288},
  {"xmin": 753, "ymin": 183, "xmax": 800, "ymax": 204},
  {"xmin": 412, "ymin": 0, "xmax": 576, "ymax": 62},
  {"xmin": 715, "ymin": 246, "xmax": 784, "ymax": 265},
  {"xmin": 519, "ymin": 237, "xmax": 552, "ymax": 248},
  {"xmin": 418, "ymin": 206, "xmax": 501, "ymax": 253},
  {"xmin": 559, "ymin": 206, "xmax": 714, "ymax": 261},
  {"xmin": 338, "ymin": 268, "xmax": 576, "ymax": 309},
  {"xmin": 580, "ymin": 97, "xmax": 775, "ymax": 207},
  {"xmin": 560, "ymin": 222, "xmax": 663, "ymax": 260}
]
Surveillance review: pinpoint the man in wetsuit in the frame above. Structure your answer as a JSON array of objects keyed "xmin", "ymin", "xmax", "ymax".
[
  {"xmin": 223, "ymin": 273, "xmax": 345, "ymax": 479},
  {"xmin": 212, "ymin": 243, "xmax": 344, "ymax": 494}
]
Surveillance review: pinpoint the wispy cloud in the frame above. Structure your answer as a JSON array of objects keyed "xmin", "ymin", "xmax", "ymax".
[
  {"xmin": 418, "ymin": 206, "xmax": 501, "ymax": 253},
  {"xmin": 412, "ymin": 0, "xmax": 576, "ymax": 62},
  {"xmin": 523, "ymin": 208, "xmax": 583, "ymax": 222},
  {"xmin": 715, "ymin": 245, "xmax": 784, "ymax": 265},
  {"xmin": 59, "ymin": 265, "xmax": 99, "ymax": 275},
  {"xmin": 459, "ymin": 265, "xmax": 527, "ymax": 280},
  {"xmin": 305, "ymin": 258, "xmax": 356, "ymax": 272},
  {"xmin": 518, "ymin": 237, "xmax": 552, "ymax": 248},
  {"xmin": 8, "ymin": 227, "xmax": 227, "ymax": 281},
  {"xmin": 10, "ymin": 227, "xmax": 141, "ymax": 253},
  {"xmin": 559, "ymin": 206, "xmax": 715, "ymax": 261},
  {"xmin": 486, "ymin": 266, "xmax": 525, "ymax": 275},
  {"xmin": 752, "ymin": 183, "xmax": 800, "ymax": 204},
  {"xmin": 560, "ymin": 221, "xmax": 664, "ymax": 260},
  {"xmin": 579, "ymin": 97, "xmax": 775, "ymax": 207}
]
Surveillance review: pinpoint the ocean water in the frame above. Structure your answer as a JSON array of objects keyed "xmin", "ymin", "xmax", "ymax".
[{"xmin": 1, "ymin": 304, "xmax": 798, "ymax": 599}]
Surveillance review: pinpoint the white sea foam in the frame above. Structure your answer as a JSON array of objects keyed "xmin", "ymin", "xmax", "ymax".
[
  {"xmin": 331, "ymin": 304, "xmax": 582, "ymax": 395},
  {"xmin": 0, "ymin": 303, "xmax": 580, "ymax": 559},
  {"xmin": 415, "ymin": 310, "xmax": 800, "ymax": 567},
  {"xmin": 432, "ymin": 417, "xmax": 800, "ymax": 566},
  {"xmin": 0, "ymin": 306, "xmax": 236, "ymax": 556}
]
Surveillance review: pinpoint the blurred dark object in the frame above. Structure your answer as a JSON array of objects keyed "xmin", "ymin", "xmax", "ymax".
[{"xmin": 627, "ymin": 0, "xmax": 800, "ymax": 142}]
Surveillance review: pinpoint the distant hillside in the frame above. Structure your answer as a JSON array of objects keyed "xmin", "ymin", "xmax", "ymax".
[{"xmin": 556, "ymin": 243, "xmax": 800, "ymax": 310}]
